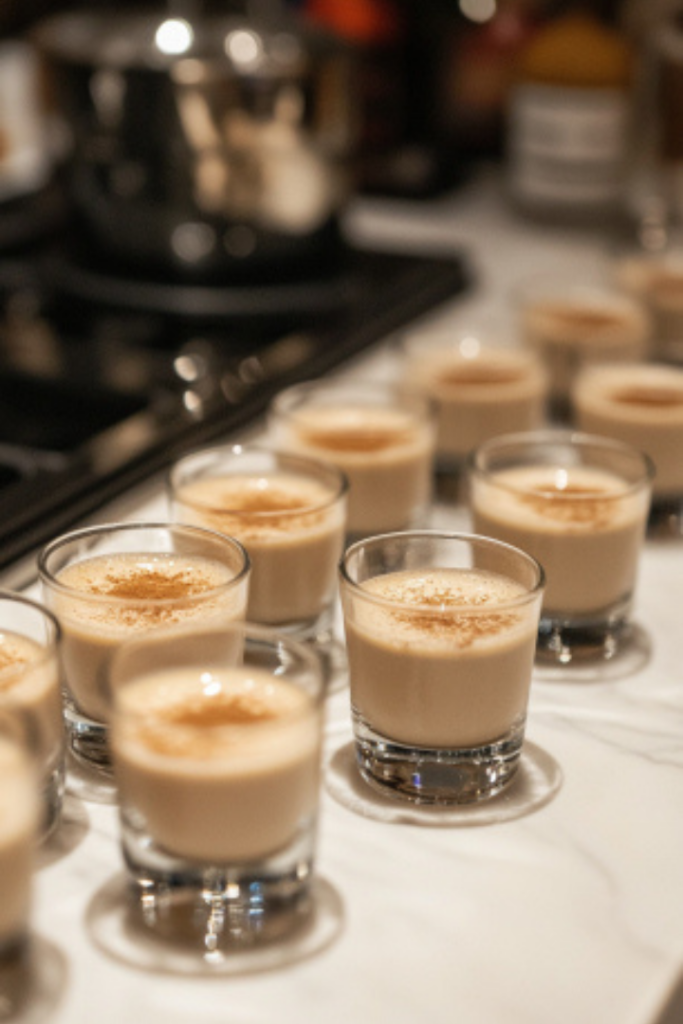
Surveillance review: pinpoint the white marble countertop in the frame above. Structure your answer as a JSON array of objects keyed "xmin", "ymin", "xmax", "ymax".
[{"xmin": 12, "ymin": 171, "xmax": 683, "ymax": 1024}]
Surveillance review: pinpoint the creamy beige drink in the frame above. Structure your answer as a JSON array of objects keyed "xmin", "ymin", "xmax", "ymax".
[
  {"xmin": 573, "ymin": 364, "xmax": 683, "ymax": 498},
  {"xmin": 614, "ymin": 253, "xmax": 683, "ymax": 351},
  {"xmin": 172, "ymin": 471, "xmax": 346, "ymax": 625},
  {"xmin": 51, "ymin": 552, "xmax": 247, "ymax": 724},
  {"xmin": 0, "ymin": 735, "xmax": 39, "ymax": 950},
  {"xmin": 403, "ymin": 345, "xmax": 547, "ymax": 462},
  {"xmin": 342, "ymin": 567, "xmax": 539, "ymax": 749},
  {"xmin": 519, "ymin": 285, "xmax": 651, "ymax": 403},
  {"xmin": 272, "ymin": 404, "xmax": 434, "ymax": 535},
  {"xmin": 112, "ymin": 665, "xmax": 321, "ymax": 862},
  {"xmin": 471, "ymin": 464, "xmax": 650, "ymax": 615},
  {"xmin": 0, "ymin": 631, "xmax": 62, "ymax": 787}
]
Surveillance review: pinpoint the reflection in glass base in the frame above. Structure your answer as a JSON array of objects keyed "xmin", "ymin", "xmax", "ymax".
[
  {"xmin": 117, "ymin": 807, "xmax": 322, "ymax": 962},
  {"xmin": 86, "ymin": 873, "xmax": 343, "ymax": 977},
  {"xmin": 264, "ymin": 610, "xmax": 348, "ymax": 694},
  {"xmin": 534, "ymin": 622, "xmax": 651, "ymax": 683},
  {"xmin": 326, "ymin": 739, "xmax": 562, "ymax": 827},
  {"xmin": 647, "ymin": 495, "xmax": 683, "ymax": 539},
  {"xmin": 352, "ymin": 711, "xmax": 525, "ymax": 806},
  {"xmin": 64, "ymin": 701, "xmax": 112, "ymax": 774},
  {"xmin": 536, "ymin": 601, "xmax": 633, "ymax": 668}
]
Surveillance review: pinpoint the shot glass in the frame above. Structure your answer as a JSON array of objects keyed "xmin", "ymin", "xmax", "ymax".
[
  {"xmin": 108, "ymin": 621, "xmax": 326, "ymax": 957},
  {"xmin": 572, "ymin": 362, "xmax": 683, "ymax": 536},
  {"xmin": 613, "ymin": 246, "xmax": 683, "ymax": 361},
  {"xmin": 468, "ymin": 431, "xmax": 654, "ymax": 665},
  {"xmin": 515, "ymin": 275, "xmax": 651, "ymax": 418},
  {"xmin": 168, "ymin": 444, "xmax": 347, "ymax": 643},
  {"xmin": 0, "ymin": 591, "xmax": 64, "ymax": 838},
  {"xmin": 39, "ymin": 522, "xmax": 250, "ymax": 772},
  {"xmin": 339, "ymin": 531, "xmax": 544, "ymax": 805},
  {"xmin": 399, "ymin": 328, "xmax": 548, "ymax": 473},
  {"xmin": 268, "ymin": 380, "xmax": 435, "ymax": 537},
  {"xmin": 0, "ymin": 711, "xmax": 40, "ymax": 961}
]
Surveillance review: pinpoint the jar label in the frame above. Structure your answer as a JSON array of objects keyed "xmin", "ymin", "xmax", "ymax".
[{"xmin": 508, "ymin": 84, "xmax": 630, "ymax": 208}]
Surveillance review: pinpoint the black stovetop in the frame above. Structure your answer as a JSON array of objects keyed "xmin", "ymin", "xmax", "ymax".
[{"xmin": 0, "ymin": 210, "xmax": 470, "ymax": 574}]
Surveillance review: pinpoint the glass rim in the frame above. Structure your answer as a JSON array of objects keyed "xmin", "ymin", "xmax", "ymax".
[
  {"xmin": 339, "ymin": 529, "xmax": 545, "ymax": 614},
  {"xmin": 168, "ymin": 442, "xmax": 350, "ymax": 515},
  {"xmin": 0, "ymin": 587, "xmax": 61, "ymax": 680},
  {"xmin": 37, "ymin": 521, "xmax": 251, "ymax": 605},
  {"xmin": 269, "ymin": 378, "xmax": 431, "ymax": 415},
  {"xmin": 467, "ymin": 429, "xmax": 656, "ymax": 496},
  {"xmin": 512, "ymin": 272, "xmax": 647, "ymax": 306},
  {"xmin": 109, "ymin": 618, "xmax": 327, "ymax": 719},
  {"xmin": 574, "ymin": 360, "xmax": 683, "ymax": 387}
]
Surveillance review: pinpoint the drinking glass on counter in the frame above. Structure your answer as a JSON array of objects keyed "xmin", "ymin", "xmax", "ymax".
[
  {"xmin": 0, "ymin": 591, "xmax": 64, "ymax": 838},
  {"xmin": 613, "ymin": 246, "xmax": 683, "ymax": 361},
  {"xmin": 268, "ymin": 380, "xmax": 435, "ymax": 537},
  {"xmin": 468, "ymin": 431, "xmax": 653, "ymax": 666},
  {"xmin": 399, "ymin": 328, "xmax": 548, "ymax": 472},
  {"xmin": 38, "ymin": 522, "xmax": 250, "ymax": 772},
  {"xmin": 339, "ymin": 531, "xmax": 544, "ymax": 805},
  {"xmin": 168, "ymin": 444, "xmax": 347, "ymax": 644},
  {"xmin": 572, "ymin": 362, "xmax": 683, "ymax": 535},
  {"xmin": 0, "ymin": 711, "xmax": 40, "ymax": 963},
  {"xmin": 108, "ymin": 621, "xmax": 326, "ymax": 960},
  {"xmin": 515, "ymin": 275, "xmax": 651, "ymax": 418}
]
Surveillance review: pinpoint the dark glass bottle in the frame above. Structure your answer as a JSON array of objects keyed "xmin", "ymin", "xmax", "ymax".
[{"xmin": 506, "ymin": 0, "xmax": 635, "ymax": 220}]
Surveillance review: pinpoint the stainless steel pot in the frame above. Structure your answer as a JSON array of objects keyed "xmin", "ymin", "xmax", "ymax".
[{"xmin": 33, "ymin": 7, "xmax": 358, "ymax": 280}]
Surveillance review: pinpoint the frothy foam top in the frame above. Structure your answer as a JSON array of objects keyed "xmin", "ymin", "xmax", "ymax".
[
  {"xmin": 612, "ymin": 385, "xmax": 683, "ymax": 408},
  {"xmin": 176, "ymin": 473, "xmax": 340, "ymax": 539},
  {"xmin": 56, "ymin": 552, "xmax": 240, "ymax": 632},
  {"xmin": 526, "ymin": 297, "xmax": 647, "ymax": 344},
  {"xmin": 435, "ymin": 364, "xmax": 526, "ymax": 387},
  {"xmin": 483, "ymin": 465, "xmax": 633, "ymax": 529},
  {"xmin": 355, "ymin": 568, "xmax": 530, "ymax": 648},
  {"xmin": 116, "ymin": 667, "xmax": 315, "ymax": 764},
  {"xmin": 289, "ymin": 406, "xmax": 422, "ymax": 454},
  {"xmin": 576, "ymin": 365, "xmax": 683, "ymax": 421},
  {"xmin": 0, "ymin": 632, "xmax": 43, "ymax": 684}
]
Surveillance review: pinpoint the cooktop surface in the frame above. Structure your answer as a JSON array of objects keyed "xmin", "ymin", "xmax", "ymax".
[{"xmin": 0, "ymin": 230, "xmax": 470, "ymax": 574}]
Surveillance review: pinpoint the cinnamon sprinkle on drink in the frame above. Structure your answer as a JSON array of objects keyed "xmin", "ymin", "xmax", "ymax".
[
  {"xmin": 611, "ymin": 385, "xmax": 683, "ymax": 408},
  {"xmin": 436, "ymin": 366, "xmax": 524, "ymax": 388},
  {"xmin": 297, "ymin": 425, "xmax": 412, "ymax": 454},
  {"xmin": 362, "ymin": 570, "xmax": 524, "ymax": 647},
  {"xmin": 520, "ymin": 484, "xmax": 615, "ymax": 527}
]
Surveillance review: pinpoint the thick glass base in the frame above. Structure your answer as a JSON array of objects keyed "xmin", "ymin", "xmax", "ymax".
[
  {"xmin": 647, "ymin": 495, "xmax": 683, "ymax": 539},
  {"xmin": 258, "ymin": 608, "xmax": 347, "ymax": 693},
  {"xmin": 64, "ymin": 702, "xmax": 112, "ymax": 774},
  {"xmin": 536, "ymin": 600, "xmax": 632, "ymax": 666},
  {"xmin": 120, "ymin": 815, "xmax": 317, "ymax": 958},
  {"xmin": 352, "ymin": 710, "xmax": 525, "ymax": 806}
]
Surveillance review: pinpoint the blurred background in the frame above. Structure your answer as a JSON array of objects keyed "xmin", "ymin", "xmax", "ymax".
[
  {"xmin": 0, "ymin": 0, "xmax": 682, "ymax": 577},
  {"xmin": 0, "ymin": 0, "xmax": 679, "ymax": 209}
]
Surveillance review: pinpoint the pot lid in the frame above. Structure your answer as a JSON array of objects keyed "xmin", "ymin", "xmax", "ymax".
[{"xmin": 33, "ymin": 9, "xmax": 312, "ymax": 78}]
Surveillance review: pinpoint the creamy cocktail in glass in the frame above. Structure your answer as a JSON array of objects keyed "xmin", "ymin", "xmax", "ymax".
[
  {"xmin": 39, "ymin": 522, "xmax": 250, "ymax": 771},
  {"xmin": 339, "ymin": 531, "xmax": 544, "ymax": 804}
]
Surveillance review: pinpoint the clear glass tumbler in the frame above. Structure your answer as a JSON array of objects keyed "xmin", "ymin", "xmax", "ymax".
[
  {"xmin": 39, "ymin": 522, "xmax": 250, "ymax": 772},
  {"xmin": 108, "ymin": 621, "xmax": 326, "ymax": 960},
  {"xmin": 469, "ymin": 430, "xmax": 653, "ymax": 665},
  {"xmin": 168, "ymin": 444, "xmax": 347, "ymax": 645},
  {"xmin": 0, "ymin": 590, "xmax": 64, "ymax": 838},
  {"xmin": 268, "ymin": 380, "xmax": 435, "ymax": 537},
  {"xmin": 339, "ymin": 530, "xmax": 544, "ymax": 805}
]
